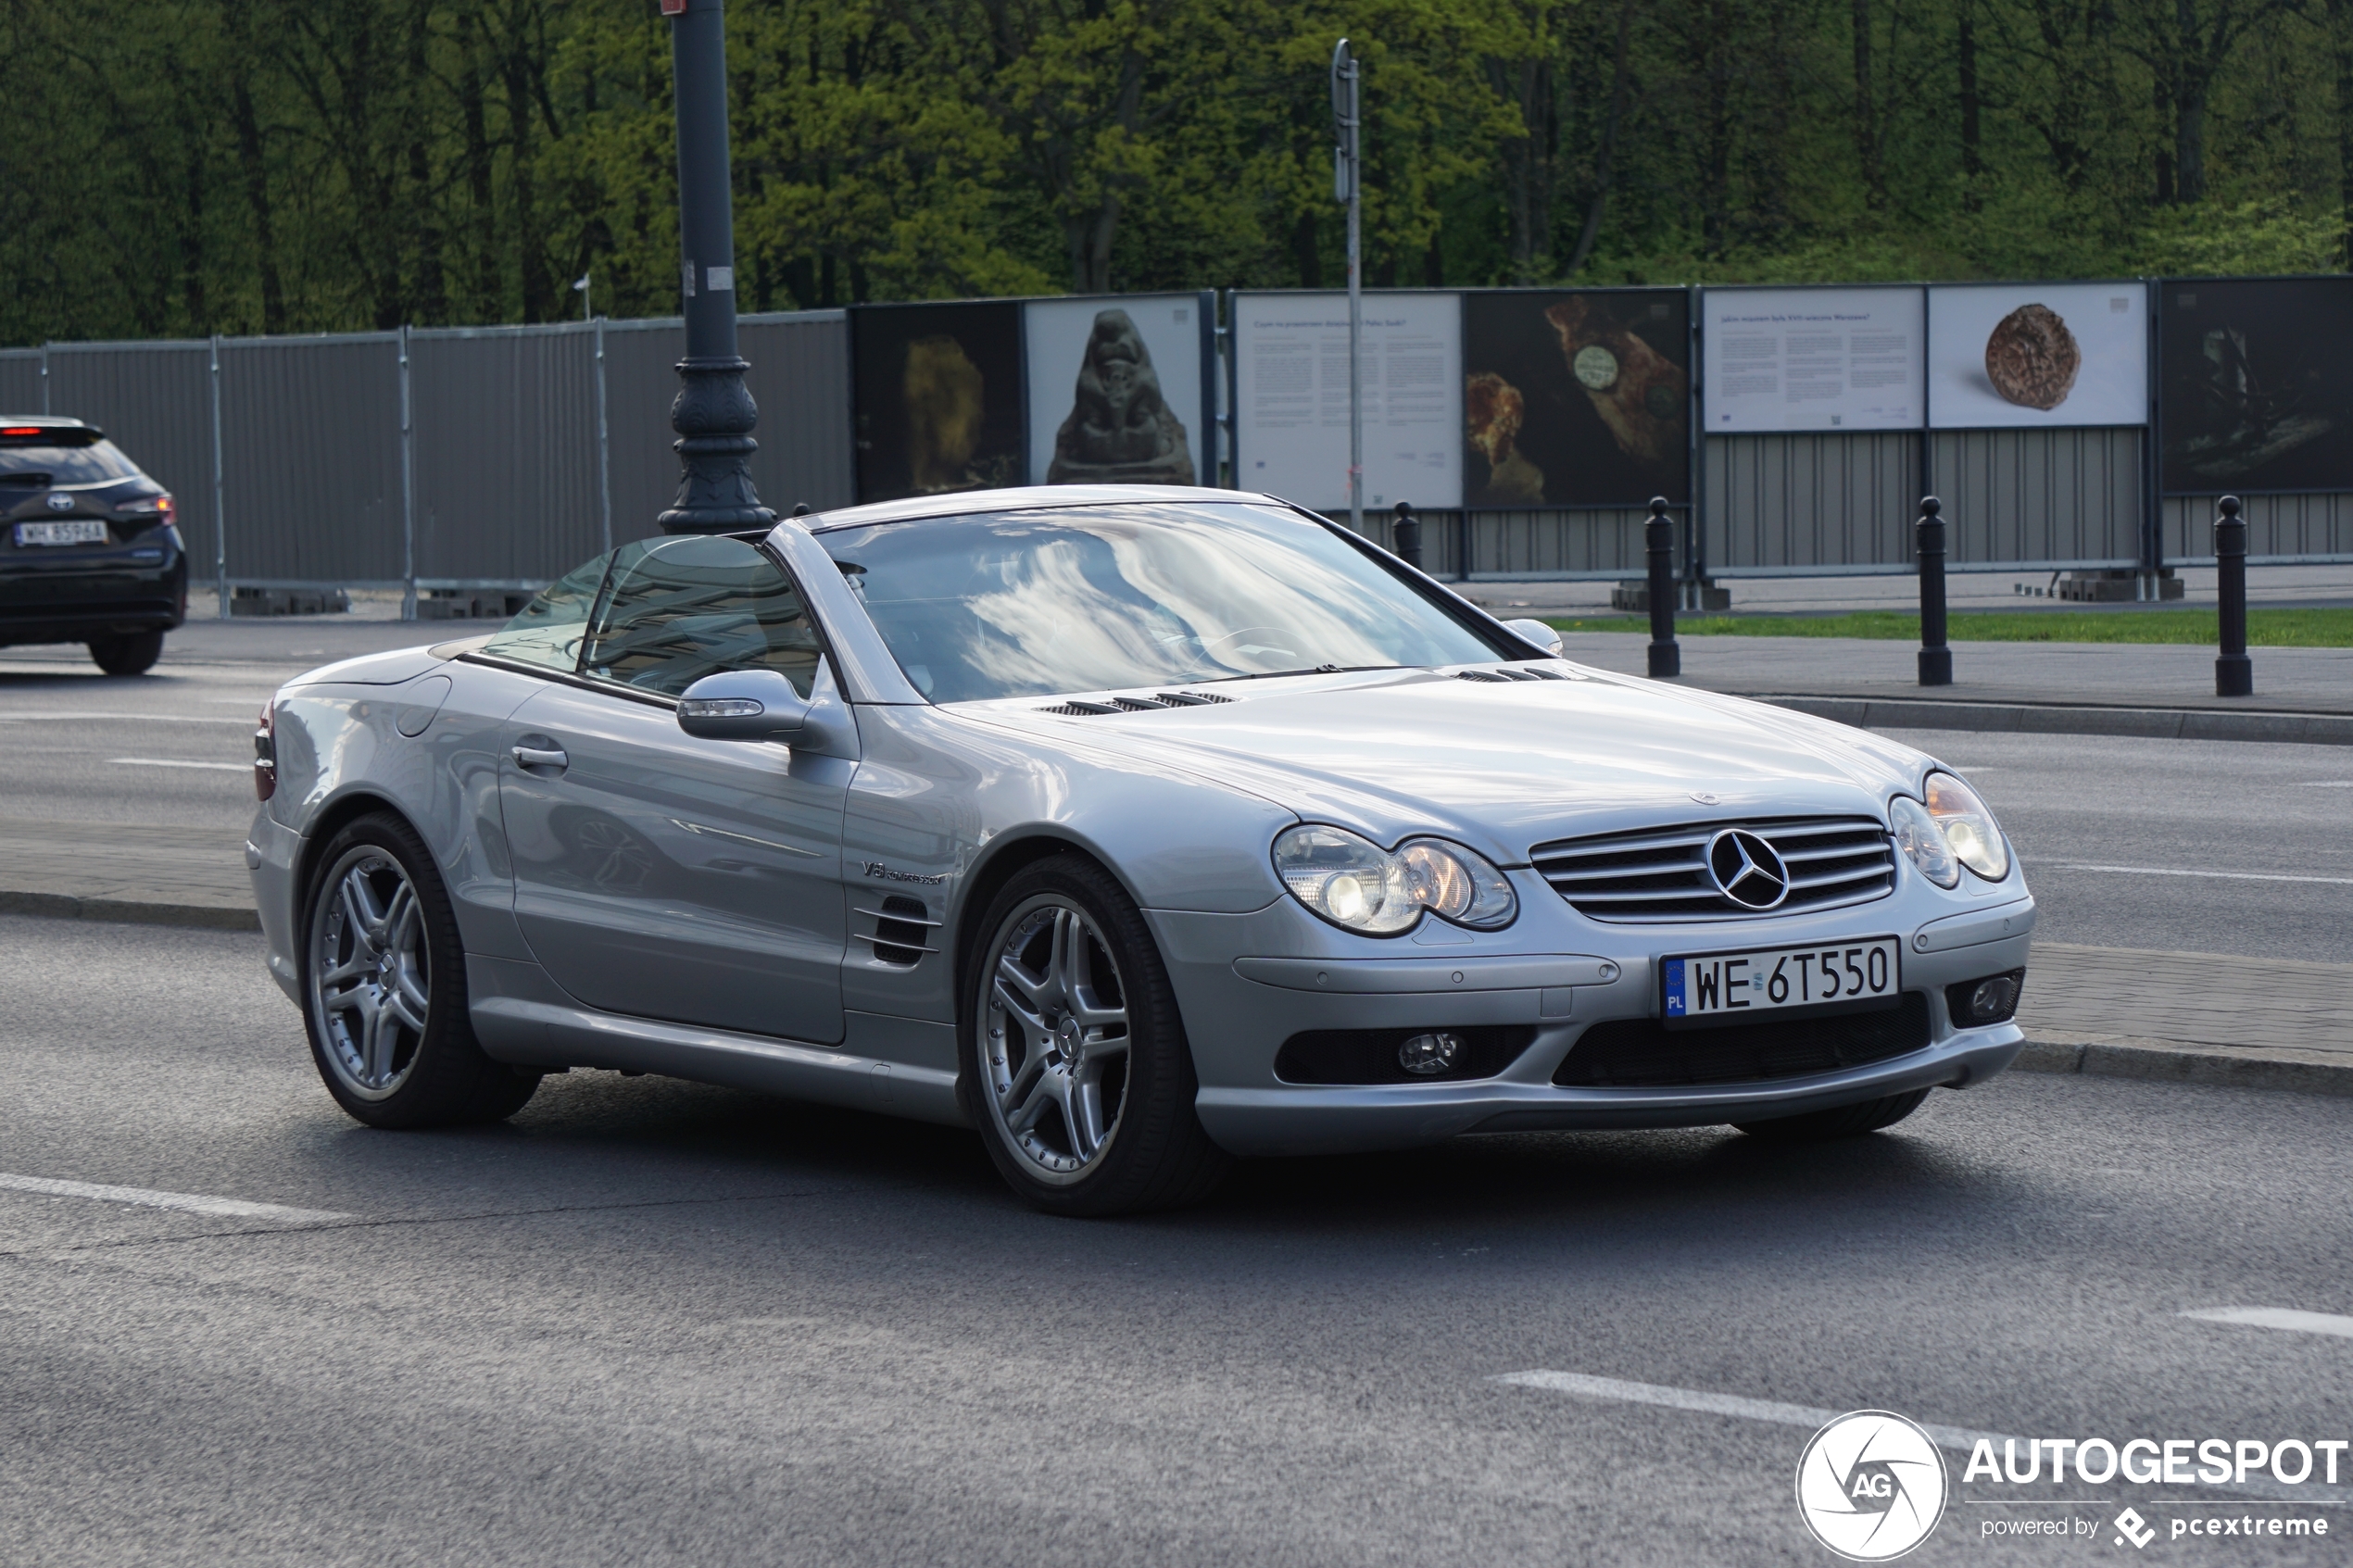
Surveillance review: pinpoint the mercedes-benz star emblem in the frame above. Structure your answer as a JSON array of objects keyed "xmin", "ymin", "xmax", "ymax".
[{"xmin": 1707, "ymin": 827, "xmax": 1790, "ymax": 910}]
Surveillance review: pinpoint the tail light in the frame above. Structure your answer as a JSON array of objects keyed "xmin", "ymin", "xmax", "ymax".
[
  {"xmin": 116, "ymin": 493, "xmax": 174, "ymax": 520},
  {"xmin": 254, "ymin": 704, "xmax": 277, "ymax": 801}
]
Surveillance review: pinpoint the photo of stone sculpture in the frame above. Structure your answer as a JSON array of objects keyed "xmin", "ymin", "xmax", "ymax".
[
  {"xmin": 849, "ymin": 301, "xmax": 1026, "ymax": 504},
  {"xmin": 1045, "ymin": 308, "xmax": 1195, "ymax": 485},
  {"xmin": 2161, "ymin": 277, "xmax": 2353, "ymax": 494},
  {"xmin": 1461, "ymin": 289, "xmax": 1689, "ymax": 508}
]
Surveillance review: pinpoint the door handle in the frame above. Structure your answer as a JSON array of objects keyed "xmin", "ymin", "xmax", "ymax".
[{"xmin": 512, "ymin": 745, "xmax": 569, "ymax": 771}]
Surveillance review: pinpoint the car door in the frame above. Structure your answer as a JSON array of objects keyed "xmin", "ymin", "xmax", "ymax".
[{"xmin": 497, "ymin": 533, "xmax": 850, "ymax": 1044}]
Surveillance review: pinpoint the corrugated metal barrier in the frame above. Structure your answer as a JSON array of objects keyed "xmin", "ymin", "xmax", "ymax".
[{"xmin": 9, "ymin": 311, "xmax": 854, "ymax": 612}]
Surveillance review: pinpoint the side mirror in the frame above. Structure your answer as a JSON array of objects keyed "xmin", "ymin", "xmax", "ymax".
[
  {"xmin": 1503, "ymin": 617, "xmax": 1564, "ymax": 656},
  {"xmin": 677, "ymin": 668, "xmax": 810, "ymax": 742}
]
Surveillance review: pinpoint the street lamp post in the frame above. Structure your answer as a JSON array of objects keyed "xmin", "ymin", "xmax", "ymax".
[
  {"xmin": 658, "ymin": 0, "xmax": 773, "ymax": 536},
  {"xmin": 1330, "ymin": 39, "xmax": 1363, "ymax": 535}
]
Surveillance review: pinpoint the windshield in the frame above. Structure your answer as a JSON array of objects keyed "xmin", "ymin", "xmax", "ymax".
[
  {"xmin": 816, "ymin": 502, "xmax": 1505, "ymax": 703},
  {"xmin": 0, "ymin": 439, "xmax": 142, "ymax": 484}
]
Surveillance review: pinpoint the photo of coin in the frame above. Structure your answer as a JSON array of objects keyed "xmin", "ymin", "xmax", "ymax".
[
  {"xmin": 1984, "ymin": 303, "xmax": 2080, "ymax": 410},
  {"xmin": 1572, "ymin": 345, "xmax": 1619, "ymax": 390}
]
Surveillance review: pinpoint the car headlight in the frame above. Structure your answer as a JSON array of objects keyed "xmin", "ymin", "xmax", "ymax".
[
  {"xmin": 1924, "ymin": 770, "xmax": 2009, "ymax": 881},
  {"xmin": 1888, "ymin": 794, "xmax": 1959, "ymax": 888},
  {"xmin": 1273, "ymin": 825, "xmax": 1517, "ymax": 935}
]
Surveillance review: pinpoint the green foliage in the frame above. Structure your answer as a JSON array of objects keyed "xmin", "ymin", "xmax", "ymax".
[
  {"xmin": 1542, "ymin": 608, "xmax": 2353, "ymax": 647},
  {"xmin": 4, "ymin": 0, "xmax": 2351, "ymax": 345}
]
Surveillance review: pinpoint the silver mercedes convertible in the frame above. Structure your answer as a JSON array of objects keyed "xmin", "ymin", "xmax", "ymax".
[{"xmin": 248, "ymin": 486, "xmax": 2034, "ymax": 1214}]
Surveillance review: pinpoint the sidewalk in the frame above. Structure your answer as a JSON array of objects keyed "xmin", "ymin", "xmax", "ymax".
[{"xmin": 1469, "ymin": 562, "xmax": 2353, "ymax": 743}]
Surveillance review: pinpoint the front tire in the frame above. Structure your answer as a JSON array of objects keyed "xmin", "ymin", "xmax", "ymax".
[
  {"xmin": 300, "ymin": 811, "xmax": 539, "ymax": 1128},
  {"xmin": 88, "ymin": 631, "xmax": 163, "ymax": 675},
  {"xmin": 1733, "ymin": 1088, "xmax": 1930, "ymax": 1142},
  {"xmin": 963, "ymin": 856, "xmax": 1230, "ymax": 1216}
]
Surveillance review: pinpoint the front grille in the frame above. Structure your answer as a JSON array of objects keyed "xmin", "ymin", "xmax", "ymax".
[
  {"xmin": 1552, "ymin": 993, "xmax": 1931, "ymax": 1087},
  {"xmin": 1531, "ymin": 815, "xmax": 1894, "ymax": 922}
]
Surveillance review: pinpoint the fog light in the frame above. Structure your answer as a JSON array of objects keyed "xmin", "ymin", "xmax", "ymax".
[
  {"xmin": 1398, "ymin": 1032, "xmax": 1465, "ymax": 1075},
  {"xmin": 1945, "ymin": 970, "xmax": 2024, "ymax": 1025}
]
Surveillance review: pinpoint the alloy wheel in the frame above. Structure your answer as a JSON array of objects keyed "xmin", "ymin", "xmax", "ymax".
[
  {"xmin": 981, "ymin": 897, "xmax": 1133, "ymax": 1181},
  {"xmin": 308, "ymin": 846, "xmax": 431, "ymax": 1100}
]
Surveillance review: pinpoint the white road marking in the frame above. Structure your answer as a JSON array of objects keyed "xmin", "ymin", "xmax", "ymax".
[
  {"xmin": 0, "ymin": 1171, "xmax": 349, "ymax": 1223},
  {"xmin": 2299, "ymin": 782, "xmax": 2353, "ymax": 789},
  {"xmin": 1492, "ymin": 1370, "xmax": 2003, "ymax": 1452},
  {"xmin": 2184, "ymin": 1307, "xmax": 2353, "ymax": 1340},
  {"xmin": 2041, "ymin": 863, "xmax": 2353, "ymax": 886},
  {"xmin": 107, "ymin": 758, "xmax": 248, "ymax": 771},
  {"xmin": 0, "ymin": 712, "xmax": 251, "ymax": 724}
]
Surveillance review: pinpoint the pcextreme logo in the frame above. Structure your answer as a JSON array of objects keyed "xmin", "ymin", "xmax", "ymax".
[{"xmin": 1795, "ymin": 1411, "xmax": 1950, "ymax": 1561}]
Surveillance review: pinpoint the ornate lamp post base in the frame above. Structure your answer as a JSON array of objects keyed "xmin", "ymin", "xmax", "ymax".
[{"xmin": 659, "ymin": 356, "xmax": 775, "ymax": 534}]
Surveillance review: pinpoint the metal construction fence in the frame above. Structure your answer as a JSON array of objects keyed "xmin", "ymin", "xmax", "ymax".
[
  {"xmin": 0, "ymin": 312, "xmax": 851, "ymax": 612},
  {"xmin": 3, "ymin": 288, "xmax": 2345, "ymax": 613}
]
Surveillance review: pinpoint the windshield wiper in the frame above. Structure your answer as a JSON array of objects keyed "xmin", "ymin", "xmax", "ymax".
[{"xmin": 1202, "ymin": 663, "xmax": 1403, "ymax": 683}]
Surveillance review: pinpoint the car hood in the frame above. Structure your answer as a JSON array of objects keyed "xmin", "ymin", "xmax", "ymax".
[{"xmin": 953, "ymin": 665, "xmax": 1932, "ymax": 865}]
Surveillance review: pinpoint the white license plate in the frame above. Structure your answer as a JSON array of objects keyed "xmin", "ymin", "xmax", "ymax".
[
  {"xmin": 1661, "ymin": 936, "xmax": 1901, "ymax": 1030},
  {"xmin": 15, "ymin": 520, "xmax": 107, "ymax": 546}
]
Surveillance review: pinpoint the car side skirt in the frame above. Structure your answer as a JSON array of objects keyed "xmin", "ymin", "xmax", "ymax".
[{"xmin": 466, "ymin": 954, "xmax": 971, "ymax": 1128}]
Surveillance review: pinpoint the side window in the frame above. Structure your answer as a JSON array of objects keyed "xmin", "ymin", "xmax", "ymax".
[
  {"xmin": 581, "ymin": 534, "xmax": 822, "ymax": 698},
  {"xmin": 481, "ymin": 552, "xmax": 610, "ymax": 672}
]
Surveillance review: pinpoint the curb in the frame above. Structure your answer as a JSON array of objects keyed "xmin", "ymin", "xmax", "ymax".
[
  {"xmin": 2012, "ymin": 1033, "xmax": 2353, "ymax": 1098},
  {"xmin": 0, "ymin": 889, "xmax": 259, "ymax": 933},
  {"xmin": 1747, "ymin": 695, "xmax": 2353, "ymax": 746}
]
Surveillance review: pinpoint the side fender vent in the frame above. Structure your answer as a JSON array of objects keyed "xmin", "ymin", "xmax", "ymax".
[{"xmin": 859, "ymin": 895, "xmax": 941, "ymax": 966}]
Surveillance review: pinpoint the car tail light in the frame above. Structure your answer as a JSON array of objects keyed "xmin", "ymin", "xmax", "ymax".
[
  {"xmin": 254, "ymin": 704, "xmax": 277, "ymax": 801},
  {"xmin": 116, "ymin": 492, "xmax": 173, "ymax": 519},
  {"xmin": 0, "ymin": 426, "xmax": 42, "ymax": 438}
]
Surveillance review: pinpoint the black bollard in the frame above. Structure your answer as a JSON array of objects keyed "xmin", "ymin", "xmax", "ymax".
[
  {"xmin": 2215, "ymin": 495, "xmax": 2252, "ymax": 696},
  {"xmin": 1916, "ymin": 495, "xmax": 1952, "ymax": 686},
  {"xmin": 1644, "ymin": 495, "xmax": 1680, "ymax": 678},
  {"xmin": 1393, "ymin": 500, "xmax": 1422, "ymax": 571}
]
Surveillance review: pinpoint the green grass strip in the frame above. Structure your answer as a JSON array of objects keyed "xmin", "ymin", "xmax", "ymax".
[{"xmin": 1539, "ymin": 608, "xmax": 2353, "ymax": 648}]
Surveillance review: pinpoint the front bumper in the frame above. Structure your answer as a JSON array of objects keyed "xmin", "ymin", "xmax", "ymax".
[
  {"xmin": 1192, "ymin": 1022, "xmax": 2022, "ymax": 1156},
  {"xmin": 1150, "ymin": 886, "xmax": 2037, "ymax": 1159}
]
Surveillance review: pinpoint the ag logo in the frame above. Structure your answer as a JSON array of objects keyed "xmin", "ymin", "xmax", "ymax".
[{"xmin": 1794, "ymin": 1410, "xmax": 1947, "ymax": 1561}]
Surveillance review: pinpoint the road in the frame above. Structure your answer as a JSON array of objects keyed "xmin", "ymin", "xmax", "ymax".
[
  {"xmin": 6, "ymin": 623, "xmax": 2350, "ymax": 958},
  {"xmin": 3, "ymin": 912, "xmax": 2349, "ymax": 1565},
  {"xmin": 5, "ymin": 624, "xmax": 2353, "ymax": 1563}
]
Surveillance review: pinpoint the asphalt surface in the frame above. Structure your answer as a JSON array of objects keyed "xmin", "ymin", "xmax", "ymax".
[
  {"xmin": 3, "ymin": 913, "xmax": 2349, "ymax": 1565},
  {"xmin": 6, "ymin": 621, "xmax": 2353, "ymax": 1563}
]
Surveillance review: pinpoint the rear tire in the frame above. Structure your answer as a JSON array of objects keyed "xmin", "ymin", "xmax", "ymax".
[
  {"xmin": 962, "ymin": 856, "xmax": 1230, "ymax": 1216},
  {"xmin": 88, "ymin": 631, "xmax": 164, "ymax": 675},
  {"xmin": 1733, "ymin": 1088, "xmax": 1930, "ymax": 1142},
  {"xmin": 300, "ymin": 811, "xmax": 540, "ymax": 1128}
]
